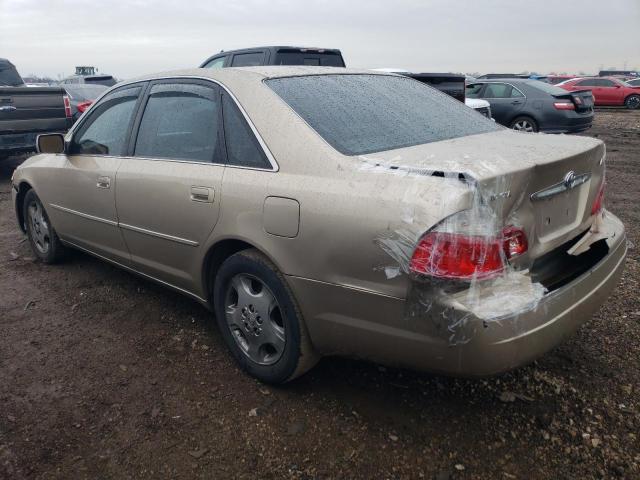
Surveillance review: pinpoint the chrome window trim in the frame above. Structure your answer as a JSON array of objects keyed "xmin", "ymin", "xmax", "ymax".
[{"xmin": 65, "ymin": 75, "xmax": 279, "ymax": 172}]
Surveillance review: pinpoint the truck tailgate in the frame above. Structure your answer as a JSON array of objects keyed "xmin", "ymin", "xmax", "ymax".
[{"xmin": 0, "ymin": 87, "xmax": 70, "ymax": 134}]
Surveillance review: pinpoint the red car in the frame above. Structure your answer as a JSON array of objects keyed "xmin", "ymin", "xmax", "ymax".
[{"xmin": 557, "ymin": 77, "xmax": 640, "ymax": 109}]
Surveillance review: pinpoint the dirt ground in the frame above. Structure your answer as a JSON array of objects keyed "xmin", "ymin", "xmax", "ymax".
[{"xmin": 1, "ymin": 110, "xmax": 639, "ymax": 480}]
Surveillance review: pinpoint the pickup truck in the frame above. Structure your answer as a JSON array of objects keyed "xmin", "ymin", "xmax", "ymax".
[{"xmin": 1, "ymin": 58, "xmax": 72, "ymax": 160}]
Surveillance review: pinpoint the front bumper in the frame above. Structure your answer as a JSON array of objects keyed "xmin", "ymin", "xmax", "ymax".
[{"xmin": 289, "ymin": 211, "xmax": 626, "ymax": 376}]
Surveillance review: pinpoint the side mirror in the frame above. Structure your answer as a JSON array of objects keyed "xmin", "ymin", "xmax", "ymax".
[{"xmin": 36, "ymin": 133, "xmax": 65, "ymax": 154}]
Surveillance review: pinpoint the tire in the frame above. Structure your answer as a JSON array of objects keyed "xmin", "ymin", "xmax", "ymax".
[
  {"xmin": 23, "ymin": 189, "xmax": 66, "ymax": 263},
  {"xmin": 213, "ymin": 248, "xmax": 319, "ymax": 384},
  {"xmin": 625, "ymin": 94, "xmax": 640, "ymax": 110},
  {"xmin": 510, "ymin": 116, "xmax": 538, "ymax": 133}
]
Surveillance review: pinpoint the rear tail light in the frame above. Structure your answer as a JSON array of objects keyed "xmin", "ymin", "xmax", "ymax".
[
  {"xmin": 77, "ymin": 100, "xmax": 93, "ymax": 113},
  {"xmin": 591, "ymin": 181, "xmax": 605, "ymax": 215},
  {"xmin": 409, "ymin": 226, "xmax": 528, "ymax": 281},
  {"xmin": 554, "ymin": 101, "xmax": 575, "ymax": 110},
  {"xmin": 63, "ymin": 95, "xmax": 72, "ymax": 118}
]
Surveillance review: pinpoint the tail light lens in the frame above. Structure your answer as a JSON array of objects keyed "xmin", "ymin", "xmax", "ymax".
[
  {"xmin": 77, "ymin": 101, "xmax": 93, "ymax": 113},
  {"xmin": 63, "ymin": 95, "xmax": 72, "ymax": 118},
  {"xmin": 591, "ymin": 181, "xmax": 605, "ymax": 215},
  {"xmin": 410, "ymin": 226, "xmax": 528, "ymax": 281},
  {"xmin": 554, "ymin": 101, "xmax": 575, "ymax": 110}
]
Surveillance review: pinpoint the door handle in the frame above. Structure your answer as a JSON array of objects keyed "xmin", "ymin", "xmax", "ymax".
[
  {"xmin": 190, "ymin": 186, "xmax": 214, "ymax": 203},
  {"xmin": 96, "ymin": 175, "xmax": 111, "ymax": 189},
  {"xmin": 0, "ymin": 106, "xmax": 17, "ymax": 112},
  {"xmin": 511, "ymin": 100, "xmax": 522, "ymax": 105}
]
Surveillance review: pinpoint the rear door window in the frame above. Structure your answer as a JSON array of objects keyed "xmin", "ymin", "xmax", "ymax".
[
  {"xmin": 576, "ymin": 79, "xmax": 598, "ymax": 87},
  {"xmin": 221, "ymin": 94, "xmax": 271, "ymax": 169},
  {"xmin": 134, "ymin": 82, "xmax": 223, "ymax": 163},
  {"xmin": 266, "ymin": 74, "xmax": 500, "ymax": 156},
  {"xmin": 273, "ymin": 50, "xmax": 345, "ymax": 67},
  {"xmin": 597, "ymin": 79, "xmax": 615, "ymax": 87},
  {"xmin": 204, "ymin": 56, "xmax": 226, "ymax": 69},
  {"xmin": 70, "ymin": 86, "xmax": 142, "ymax": 156},
  {"xmin": 230, "ymin": 52, "xmax": 264, "ymax": 67},
  {"xmin": 483, "ymin": 83, "xmax": 512, "ymax": 98}
]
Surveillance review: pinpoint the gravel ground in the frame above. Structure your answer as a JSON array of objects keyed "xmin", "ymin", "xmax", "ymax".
[{"xmin": 1, "ymin": 110, "xmax": 639, "ymax": 480}]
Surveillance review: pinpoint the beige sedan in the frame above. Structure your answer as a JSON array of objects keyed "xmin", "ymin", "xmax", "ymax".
[{"xmin": 11, "ymin": 67, "xmax": 626, "ymax": 383}]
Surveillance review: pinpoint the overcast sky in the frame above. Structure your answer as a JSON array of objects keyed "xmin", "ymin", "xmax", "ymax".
[{"xmin": 2, "ymin": 0, "xmax": 639, "ymax": 79}]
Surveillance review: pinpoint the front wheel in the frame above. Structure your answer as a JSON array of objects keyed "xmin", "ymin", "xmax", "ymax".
[
  {"xmin": 625, "ymin": 94, "xmax": 640, "ymax": 110},
  {"xmin": 213, "ymin": 249, "xmax": 318, "ymax": 384},
  {"xmin": 23, "ymin": 189, "xmax": 66, "ymax": 263},
  {"xmin": 510, "ymin": 116, "xmax": 539, "ymax": 133}
]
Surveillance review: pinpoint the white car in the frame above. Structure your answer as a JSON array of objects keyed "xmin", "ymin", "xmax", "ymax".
[{"xmin": 466, "ymin": 97, "xmax": 493, "ymax": 119}]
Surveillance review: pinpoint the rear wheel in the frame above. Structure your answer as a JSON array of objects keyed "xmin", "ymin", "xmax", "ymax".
[
  {"xmin": 213, "ymin": 249, "xmax": 318, "ymax": 383},
  {"xmin": 23, "ymin": 189, "xmax": 66, "ymax": 263},
  {"xmin": 625, "ymin": 94, "xmax": 640, "ymax": 110},
  {"xmin": 510, "ymin": 116, "xmax": 538, "ymax": 133}
]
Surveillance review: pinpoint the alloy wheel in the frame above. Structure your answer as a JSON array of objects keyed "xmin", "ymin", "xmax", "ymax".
[
  {"xmin": 512, "ymin": 120, "xmax": 535, "ymax": 132},
  {"xmin": 27, "ymin": 199, "xmax": 50, "ymax": 254},
  {"xmin": 224, "ymin": 274, "xmax": 285, "ymax": 365}
]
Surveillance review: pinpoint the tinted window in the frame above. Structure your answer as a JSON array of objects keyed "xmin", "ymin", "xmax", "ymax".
[
  {"xmin": 483, "ymin": 83, "xmax": 512, "ymax": 98},
  {"xmin": 85, "ymin": 76, "xmax": 117, "ymax": 87},
  {"xmin": 0, "ymin": 62, "xmax": 24, "ymax": 86},
  {"xmin": 510, "ymin": 87, "xmax": 524, "ymax": 98},
  {"xmin": 70, "ymin": 86, "xmax": 141, "ymax": 155},
  {"xmin": 576, "ymin": 79, "xmax": 597, "ymax": 87},
  {"xmin": 222, "ymin": 95, "xmax": 270, "ymax": 169},
  {"xmin": 135, "ymin": 83, "xmax": 222, "ymax": 163},
  {"xmin": 266, "ymin": 75, "xmax": 500, "ymax": 156},
  {"xmin": 205, "ymin": 57, "xmax": 226, "ymax": 69},
  {"xmin": 274, "ymin": 51, "xmax": 345, "ymax": 67},
  {"xmin": 597, "ymin": 79, "xmax": 615, "ymax": 87},
  {"xmin": 231, "ymin": 52, "xmax": 264, "ymax": 67},
  {"xmin": 465, "ymin": 83, "xmax": 483, "ymax": 98}
]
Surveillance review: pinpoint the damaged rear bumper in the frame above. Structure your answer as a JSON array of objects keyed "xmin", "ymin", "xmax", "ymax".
[{"xmin": 289, "ymin": 211, "xmax": 626, "ymax": 377}]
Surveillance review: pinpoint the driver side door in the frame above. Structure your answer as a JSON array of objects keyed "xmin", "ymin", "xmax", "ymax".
[{"xmin": 45, "ymin": 84, "xmax": 145, "ymax": 264}]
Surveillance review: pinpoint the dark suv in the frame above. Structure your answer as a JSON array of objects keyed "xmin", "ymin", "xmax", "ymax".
[{"xmin": 200, "ymin": 46, "xmax": 345, "ymax": 69}]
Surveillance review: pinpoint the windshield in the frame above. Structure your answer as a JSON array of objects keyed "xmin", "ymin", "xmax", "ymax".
[
  {"xmin": 0, "ymin": 62, "xmax": 25, "ymax": 86},
  {"xmin": 274, "ymin": 50, "xmax": 344, "ymax": 67},
  {"xmin": 266, "ymin": 74, "xmax": 500, "ymax": 156}
]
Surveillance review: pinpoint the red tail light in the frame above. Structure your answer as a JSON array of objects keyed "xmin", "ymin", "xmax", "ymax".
[
  {"xmin": 77, "ymin": 100, "xmax": 93, "ymax": 113},
  {"xmin": 63, "ymin": 95, "xmax": 72, "ymax": 118},
  {"xmin": 554, "ymin": 101, "xmax": 575, "ymax": 110},
  {"xmin": 409, "ymin": 226, "xmax": 528, "ymax": 281},
  {"xmin": 591, "ymin": 181, "xmax": 605, "ymax": 215}
]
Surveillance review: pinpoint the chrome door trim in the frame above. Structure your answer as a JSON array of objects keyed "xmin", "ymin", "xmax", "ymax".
[
  {"xmin": 119, "ymin": 222, "xmax": 199, "ymax": 247},
  {"xmin": 49, "ymin": 203, "xmax": 118, "ymax": 226},
  {"xmin": 60, "ymin": 239, "xmax": 209, "ymax": 304}
]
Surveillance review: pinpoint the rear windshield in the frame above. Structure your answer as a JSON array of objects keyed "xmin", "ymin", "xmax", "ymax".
[
  {"xmin": 274, "ymin": 50, "xmax": 345, "ymax": 67},
  {"xmin": 64, "ymin": 84, "xmax": 108, "ymax": 101},
  {"xmin": 0, "ymin": 62, "xmax": 24, "ymax": 86},
  {"xmin": 86, "ymin": 76, "xmax": 116, "ymax": 86},
  {"xmin": 527, "ymin": 80, "xmax": 573, "ymax": 95},
  {"xmin": 266, "ymin": 74, "xmax": 500, "ymax": 156}
]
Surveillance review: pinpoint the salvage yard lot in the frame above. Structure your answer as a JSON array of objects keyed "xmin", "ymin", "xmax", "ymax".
[{"xmin": 1, "ymin": 110, "xmax": 639, "ymax": 479}]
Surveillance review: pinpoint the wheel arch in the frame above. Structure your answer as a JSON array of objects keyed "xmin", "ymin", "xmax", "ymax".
[
  {"xmin": 624, "ymin": 93, "xmax": 640, "ymax": 107},
  {"xmin": 201, "ymin": 238, "xmax": 285, "ymax": 304},
  {"xmin": 15, "ymin": 181, "xmax": 34, "ymax": 232}
]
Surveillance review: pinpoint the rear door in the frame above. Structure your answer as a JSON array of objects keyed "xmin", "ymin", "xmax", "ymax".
[
  {"xmin": 44, "ymin": 84, "xmax": 144, "ymax": 263},
  {"xmin": 595, "ymin": 79, "xmax": 624, "ymax": 105},
  {"xmin": 480, "ymin": 82, "xmax": 525, "ymax": 125},
  {"xmin": 115, "ymin": 79, "xmax": 226, "ymax": 294}
]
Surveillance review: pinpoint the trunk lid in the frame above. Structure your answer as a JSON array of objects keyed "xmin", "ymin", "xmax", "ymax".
[
  {"xmin": 360, "ymin": 130, "xmax": 606, "ymax": 261},
  {"xmin": 553, "ymin": 88, "xmax": 594, "ymax": 113}
]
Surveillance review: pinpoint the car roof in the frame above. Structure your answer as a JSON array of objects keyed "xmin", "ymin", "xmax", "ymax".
[
  {"xmin": 121, "ymin": 66, "xmax": 393, "ymax": 87},
  {"xmin": 205, "ymin": 46, "xmax": 342, "ymax": 56}
]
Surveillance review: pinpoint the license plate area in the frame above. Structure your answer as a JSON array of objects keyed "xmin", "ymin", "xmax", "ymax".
[{"xmin": 534, "ymin": 185, "xmax": 589, "ymax": 241}]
